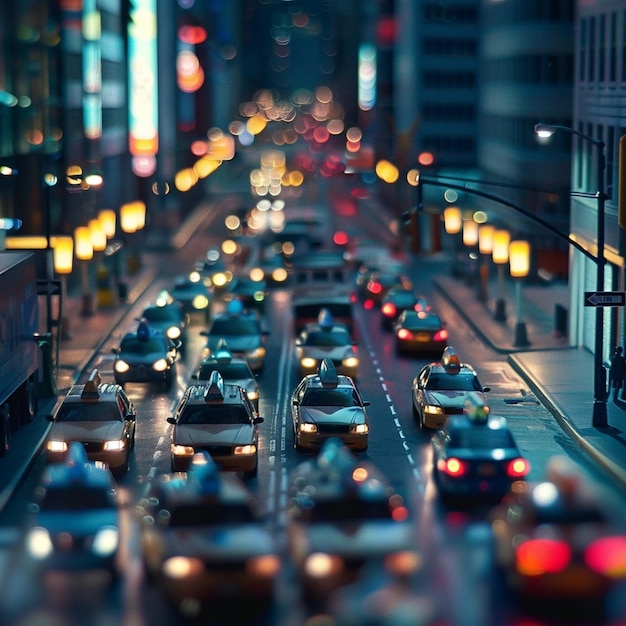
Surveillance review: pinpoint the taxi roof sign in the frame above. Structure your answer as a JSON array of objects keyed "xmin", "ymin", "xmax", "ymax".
[
  {"xmin": 214, "ymin": 338, "xmax": 232, "ymax": 364},
  {"xmin": 81, "ymin": 368, "xmax": 102, "ymax": 398},
  {"xmin": 442, "ymin": 346, "xmax": 460, "ymax": 373},
  {"xmin": 204, "ymin": 370, "xmax": 225, "ymax": 402},
  {"xmin": 318, "ymin": 358, "xmax": 339, "ymax": 388},
  {"xmin": 318, "ymin": 307, "xmax": 334, "ymax": 330}
]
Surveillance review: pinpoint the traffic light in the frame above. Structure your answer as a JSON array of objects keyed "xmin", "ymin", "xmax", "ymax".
[{"xmin": 617, "ymin": 135, "xmax": 626, "ymax": 228}]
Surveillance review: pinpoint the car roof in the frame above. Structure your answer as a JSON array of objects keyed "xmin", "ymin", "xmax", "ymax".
[
  {"xmin": 62, "ymin": 369, "xmax": 125, "ymax": 404},
  {"xmin": 182, "ymin": 371, "xmax": 249, "ymax": 406},
  {"xmin": 426, "ymin": 362, "xmax": 477, "ymax": 375}
]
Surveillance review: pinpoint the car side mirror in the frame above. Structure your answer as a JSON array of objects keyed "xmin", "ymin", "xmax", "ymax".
[
  {"xmin": 125, "ymin": 413, "xmax": 135, "ymax": 421},
  {"xmin": 483, "ymin": 387, "xmax": 491, "ymax": 393},
  {"xmin": 46, "ymin": 414, "xmax": 54, "ymax": 422},
  {"xmin": 363, "ymin": 401, "xmax": 370, "ymax": 406},
  {"xmin": 166, "ymin": 417, "xmax": 176, "ymax": 425},
  {"xmin": 254, "ymin": 416, "xmax": 264, "ymax": 424}
]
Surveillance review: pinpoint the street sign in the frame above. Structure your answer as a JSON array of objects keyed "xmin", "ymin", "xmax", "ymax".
[{"xmin": 584, "ymin": 291, "xmax": 626, "ymax": 307}]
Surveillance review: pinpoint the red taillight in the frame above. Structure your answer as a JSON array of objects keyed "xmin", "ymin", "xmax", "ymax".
[
  {"xmin": 397, "ymin": 328, "xmax": 413, "ymax": 341},
  {"xmin": 381, "ymin": 302, "xmax": 396, "ymax": 317},
  {"xmin": 584, "ymin": 536, "xmax": 626, "ymax": 578},
  {"xmin": 368, "ymin": 281, "xmax": 383, "ymax": 294},
  {"xmin": 363, "ymin": 299, "xmax": 375, "ymax": 310},
  {"xmin": 434, "ymin": 328, "xmax": 449, "ymax": 342},
  {"xmin": 507, "ymin": 457, "xmax": 530, "ymax": 478},
  {"xmin": 439, "ymin": 457, "xmax": 467, "ymax": 477},
  {"xmin": 515, "ymin": 539, "xmax": 571, "ymax": 575}
]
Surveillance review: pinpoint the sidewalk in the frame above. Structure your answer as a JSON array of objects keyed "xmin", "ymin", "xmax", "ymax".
[{"xmin": 432, "ymin": 272, "xmax": 626, "ymax": 490}]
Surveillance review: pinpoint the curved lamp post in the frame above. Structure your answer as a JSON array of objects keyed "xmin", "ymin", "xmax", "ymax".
[
  {"xmin": 535, "ymin": 123, "xmax": 607, "ymax": 428},
  {"xmin": 509, "ymin": 240, "xmax": 531, "ymax": 347}
]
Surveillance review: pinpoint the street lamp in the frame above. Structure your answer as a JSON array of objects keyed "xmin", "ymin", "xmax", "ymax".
[
  {"xmin": 509, "ymin": 240, "xmax": 531, "ymax": 347},
  {"xmin": 74, "ymin": 225, "xmax": 94, "ymax": 316},
  {"xmin": 478, "ymin": 224, "xmax": 495, "ymax": 302},
  {"xmin": 492, "ymin": 229, "xmax": 510, "ymax": 322},
  {"xmin": 535, "ymin": 123, "xmax": 607, "ymax": 427},
  {"xmin": 443, "ymin": 206, "xmax": 462, "ymax": 277},
  {"xmin": 120, "ymin": 200, "xmax": 146, "ymax": 274},
  {"xmin": 52, "ymin": 236, "xmax": 73, "ymax": 342},
  {"xmin": 462, "ymin": 217, "xmax": 479, "ymax": 287}
]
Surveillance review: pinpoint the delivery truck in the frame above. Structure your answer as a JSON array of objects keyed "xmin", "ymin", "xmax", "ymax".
[{"xmin": 0, "ymin": 252, "xmax": 40, "ymax": 455}]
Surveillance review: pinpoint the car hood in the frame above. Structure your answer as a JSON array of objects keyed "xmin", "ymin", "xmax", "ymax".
[
  {"xmin": 173, "ymin": 424, "xmax": 256, "ymax": 446},
  {"xmin": 424, "ymin": 390, "xmax": 486, "ymax": 408},
  {"xmin": 157, "ymin": 525, "xmax": 277, "ymax": 560},
  {"xmin": 298, "ymin": 346, "xmax": 355, "ymax": 360},
  {"xmin": 49, "ymin": 422, "xmax": 125, "ymax": 441},
  {"xmin": 291, "ymin": 519, "xmax": 414, "ymax": 558},
  {"xmin": 298, "ymin": 406, "xmax": 365, "ymax": 423},
  {"xmin": 33, "ymin": 509, "xmax": 119, "ymax": 536}
]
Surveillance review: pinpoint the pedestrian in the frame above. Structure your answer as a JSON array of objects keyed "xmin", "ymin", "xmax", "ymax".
[{"xmin": 608, "ymin": 346, "xmax": 626, "ymax": 403}]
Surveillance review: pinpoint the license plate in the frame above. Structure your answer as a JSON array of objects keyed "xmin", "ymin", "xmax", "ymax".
[
  {"xmin": 477, "ymin": 463, "xmax": 497, "ymax": 476},
  {"xmin": 416, "ymin": 332, "xmax": 431, "ymax": 342}
]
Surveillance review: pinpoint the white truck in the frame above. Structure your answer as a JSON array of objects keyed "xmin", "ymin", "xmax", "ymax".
[{"xmin": 0, "ymin": 252, "xmax": 40, "ymax": 455}]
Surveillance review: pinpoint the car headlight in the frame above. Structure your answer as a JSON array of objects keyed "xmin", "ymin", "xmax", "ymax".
[
  {"xmin": 114, "ymin": 360, "xmax": 130, "ymax": 373},
  {"xmin": 350, "ymin": 423, "xmax": 369, "ymax": 434},
  {"xmin": 166, "ymin": 326, "xmax": 182, "ymax": 340},
  {"xmin": 301, "ymin": 357, "xmax": 317, "ymax": 369},
  {"xmin": 46, "ymin": 440, "xmax": 68, "ymax": 453},
  {"xmin": 246, "ymin": 389, "xmax": 259, "ymax": 401},
  {"xmin": 171, "ymin": 444, "xmax": 195, "ymax": 457},
  {"xmin": 25, "ymin": 527, "xmax": 53, "ymax": 560},
  {"xmin": 299, "ymin": 423, "xmax": 318, "ymax": 433},
  {"xmin": 247, "ymin": 346, "xmax": 266, "ymax": 360},
  {"xmin": 162, "ymin": 556, "xmax": 205, "ymax": 579},
  {"xmin": 192, "ymin": 294, "xmax": 209, "ymax": 310},
  {"xmin": 152, "ymin": 358, "xmax": 169, "ymax": 372},
  {"xmin": 103, "ymin": 439, "xmax": 126, "ymax": 451},
  {"xmin": 424, "ymin": 404, "xmax": 443, "ymax": 414},
  {"xmin": 304, "ymin": 552, "xmax": 344, "ymax": 578},
  {"xmin": 234, "ymin": 444, "xmax": 257, "ymax": 455},
  {"xmin": 246, "ymin": 554, "xmax": 281, "ymax": 578},
  {"xmin": 92, "ymin": 526, "xmax": 119, "ymax": 557},
  {"xmin": 272, "ymin": 268, "xmax": 288, "ymax": 282},
  {"xmin": 343, "ymin": 356, "xmax": 359, "ymax": 368}
]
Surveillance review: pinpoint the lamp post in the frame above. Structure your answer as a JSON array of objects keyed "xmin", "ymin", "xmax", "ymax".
[
  {"xmin": 52, "ymin": 236, "xmax": 73, "ymax": 342},
  {"xmin": 443, "ymin": 206, "xmax": 462, "ymax": 277},
  {"xmin": 535, "ymin": 123, "xmax": 607, "ymax": 428},
  {"xmin": 478, "ymin": 224, "xmax": 495, "ymax": 302},
  {"xmin": 120, "ymin": 200, "xmax": 146, "ymax": 275},
  {"xmin": 462, "ymin": 217, "xmax": 479, "ymax": 286},
  {"xmin": 509, "ymin": 240, "xmax": 531, "ymax": 347},
  {"xmin": 492, "ymin": 229, "xmax": 510, "ymax": 321},
  {"xmin": 74, "ymin": 226, "xmax": 94, "ymax": 316}
]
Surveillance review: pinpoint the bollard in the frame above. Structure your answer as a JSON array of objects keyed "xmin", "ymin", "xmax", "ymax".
[
  {"xmin": 34, "ymin": 332, "xmax": 58, "ymax": 398},
  {"xmin": 554, "ymin": 303, "xmax": 568, "ymax": 338},
  {"xmin": 96, "ymin": 264, "xmax": 116, "ymax": 308}
]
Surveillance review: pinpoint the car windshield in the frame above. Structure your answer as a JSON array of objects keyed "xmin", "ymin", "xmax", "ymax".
[
  {"xmin": 403, "ymin": 314, "xmax": 442, "ymax": 330},
  {"xmin": 166, "ymin": 503, "xmax": 258, "ymax": 526},
  {"xmin": 198, "ymin": 362, "xmax": 253, "ymax": 380},
  {"xmin": 297, "ymin": 498, "xmax": 391, "ymax": 523},
  {"xmin": 303, "ymin": 330, "xmax": 351, "ymax": 347},
  {"xmin": 39, "ymin": 486, "xmax": 115, "ymax": 511},
  {"xmin": 56, "ymin": 403, "xmax": 122, "ymax": 422},
  {"xmin": 178, "ymin": 405, "xmax": 251, "ymax": 425},
  {"xmin": 143, "ymin": 307, "xmax": 181, "ymax": 322},
  {"xmin": 449, "ymin": 429, "xmax": 515, "ymax": 449},
  {"xmin": 120, "ymin": 336, "xmax": 166, "ymax": 354},
  {"xmin": 426, "ymin": 373, "xmax": 481, "ymax": 391},
  {"xmin": 211, "ymin": 318, "xmax": 260, "ymax": 335},
  {"xmin": 302, "ymin": 388, "xmax": 357, "ymax": 407}
]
